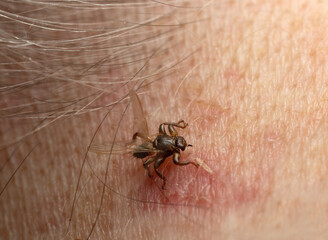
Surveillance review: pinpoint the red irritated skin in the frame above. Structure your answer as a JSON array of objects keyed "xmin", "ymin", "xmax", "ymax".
[{"xmin": 131, "ymin": 97, "xmax": 282, "ymax": 214}]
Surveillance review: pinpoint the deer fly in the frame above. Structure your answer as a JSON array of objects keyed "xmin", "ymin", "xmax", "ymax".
[{"xmin": 90, "ymin": 90, "xmax": 199, "ymax": 189}]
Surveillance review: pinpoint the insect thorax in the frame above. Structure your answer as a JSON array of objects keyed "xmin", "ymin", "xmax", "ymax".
[{"xmin": 154, "ymin": 134, "xmax": 175, "ymax": 151}]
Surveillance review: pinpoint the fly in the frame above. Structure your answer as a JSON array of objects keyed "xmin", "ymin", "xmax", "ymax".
[{"xmin": 90, "ymin": 90, "xmax": 199, "ymax": 189}]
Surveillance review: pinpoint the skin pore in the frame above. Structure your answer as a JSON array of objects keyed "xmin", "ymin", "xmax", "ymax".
[{"xmin": 1, "ymin": 0, "xmax": 328, "ymax": 239}]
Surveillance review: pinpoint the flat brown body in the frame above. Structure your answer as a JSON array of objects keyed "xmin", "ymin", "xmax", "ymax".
[{"xmin": 132, "ymin": 120, "xmax": 199, "ymax": 189}]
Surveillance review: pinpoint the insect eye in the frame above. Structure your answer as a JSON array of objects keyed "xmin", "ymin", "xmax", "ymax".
[{"xmin": 176, "ymin": 137, "xmax": 187, "ymax": 151}]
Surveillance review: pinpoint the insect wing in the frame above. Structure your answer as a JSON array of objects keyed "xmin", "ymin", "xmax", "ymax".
[
  {"xmin": 89, "ymin": 141, "xmax": 132, "ymax": 154},
  {"xmin": 89, "ymin": 141, "xmax": 159, "ymax": 155},
  {"xmin": 90, "ymin": 91, "xmax": 155, "ymax": 156},
  {"xmin": 129, "ymin": 90, "xmax": 149, "ymax": 136}
]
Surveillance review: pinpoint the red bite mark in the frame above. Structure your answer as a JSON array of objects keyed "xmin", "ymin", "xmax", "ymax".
[
  {"xmin": 133, "ymin": 140, "xmax": 278, "ymax": 214},
  {"xmin": 132, "ymin": 104, "xmax": 285, "ymax": 215}
]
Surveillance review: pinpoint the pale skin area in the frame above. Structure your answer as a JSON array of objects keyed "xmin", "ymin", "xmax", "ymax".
[{"xmin": 1, "ymin": 0, "xmax": 328, "ymax": 239}]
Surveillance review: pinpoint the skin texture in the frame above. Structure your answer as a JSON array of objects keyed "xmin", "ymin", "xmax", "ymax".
[{"xmin": 1, "ymin": 0, "xmax": 328, "ymax": 239}]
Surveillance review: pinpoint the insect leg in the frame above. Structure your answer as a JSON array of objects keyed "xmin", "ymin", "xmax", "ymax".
[
  {"xmin": 153, "ymin": 156, "xmax": 166, "ymax": 189},
  {"xmin": 160, "ymin": 120, "xmax": 188, "ymax": 136},
  {"xmin": 163, "ymin": 120, "xmax": 188, "ymax": 129},
  {"xmin": 143, "ymin": 157, "xmax": 155, "ymax": 177},
  {"xmin": 158, "ymin": 123, "xmax": 166, "ymax": 135},
  {"xmin": 172, "ymin": 152, "xmax": 199, "ymax": 168},
  {"xmin": 168, "ymin": 124, "xmax": 178, "ymax": 137},
  {"xmin": 132, "ymin": 132, "xmax": 153, "ymax": 142}
]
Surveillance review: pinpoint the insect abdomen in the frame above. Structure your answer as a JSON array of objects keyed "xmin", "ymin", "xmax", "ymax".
[
  {"xmin": 133, "ymin": 142, "xmax": 152, "ymax": 158},
  {"xmin": 133, "ymin": 151, "xmax": 151, "ymax": 158}
]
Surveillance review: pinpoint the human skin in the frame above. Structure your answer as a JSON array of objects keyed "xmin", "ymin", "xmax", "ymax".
[{"xmin": 1, "ymin": 0, "xmax": 328, "ymax": 239}]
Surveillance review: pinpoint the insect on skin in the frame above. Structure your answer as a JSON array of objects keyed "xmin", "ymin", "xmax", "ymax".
[
  {"xmin": 90, "ymin": 90, "xmax": 199, "ymax": 189},
  {"xmin": 133, "ymin": 119, "xmax": 200, "ymax": 189}
]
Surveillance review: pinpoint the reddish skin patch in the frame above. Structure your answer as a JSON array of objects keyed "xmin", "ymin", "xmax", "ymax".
[
  {"xmin": 134, "ymin": 144, "xmax": 277, "ymax": 214},
  {"xmin": 130, "ymin": 102, "xmax": 285, "ymax": 215}
]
